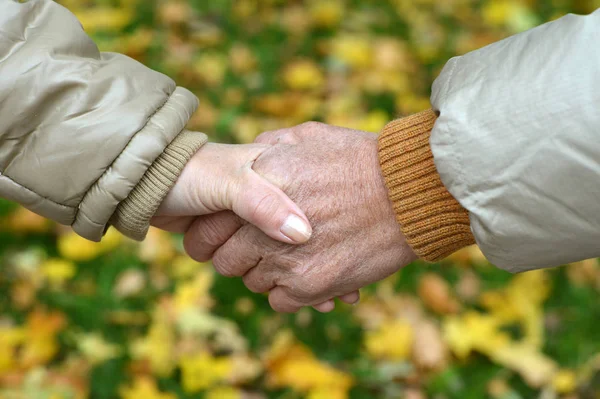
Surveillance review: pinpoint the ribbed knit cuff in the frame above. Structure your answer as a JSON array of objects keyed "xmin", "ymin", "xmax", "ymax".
[
  {"xmin": 110, "ymin": 130, "xmax": 208, "ymax": 241},
  {"xmin": 378, "ymin": 109, "xmax": 475, "ymax": 262}
]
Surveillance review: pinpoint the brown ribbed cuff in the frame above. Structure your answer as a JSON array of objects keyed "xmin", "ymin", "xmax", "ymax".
[
  {"xmin": 378, "ymin": 109, "xmax": 475, "ymax": 262},
  {"xmin": 110, "ymin": 130, "xmax": 208, "ymax": 241}
]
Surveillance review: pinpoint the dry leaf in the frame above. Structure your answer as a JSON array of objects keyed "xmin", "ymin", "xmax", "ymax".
[
  {"xmin": 456, "ymin": 270, "xmax": 481, "ymax": 302},
  {"xmin": 490, "ymin": 343, "xmax": 558, "ymax": 388},
  {"xmin": 418, "ymin": 273, "xmax": 461, "ymax": 315},
  {"xmin": 412, "ymin": 320, "xmax": 448, "ymax": 371},
  {"xmin": 567, "ymin": 258, "xmax": 599, "ymax": 288}
]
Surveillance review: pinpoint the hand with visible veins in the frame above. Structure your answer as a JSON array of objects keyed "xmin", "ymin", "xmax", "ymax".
[{"xmin": 183, "ymin": 123, "xmax": 416, "ymax": 313}]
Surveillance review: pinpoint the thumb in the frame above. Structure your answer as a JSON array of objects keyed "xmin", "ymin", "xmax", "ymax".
[{"xmin": 230, "ymin": 169, "xmax": 312, "ymax": 244}]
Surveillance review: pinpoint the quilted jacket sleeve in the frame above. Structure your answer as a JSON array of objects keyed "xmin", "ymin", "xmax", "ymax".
[{"xmin": 0, "ymin": 0, "xmax": 207, "ymax": 241}]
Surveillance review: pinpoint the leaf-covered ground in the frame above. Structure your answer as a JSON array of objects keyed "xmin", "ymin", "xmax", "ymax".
[{"xmin": 1, "ymin": 1, "xmax": 600, "ymax": 398}]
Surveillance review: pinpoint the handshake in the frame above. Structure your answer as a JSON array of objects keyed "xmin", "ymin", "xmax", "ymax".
[{"xmin": 152, "ymin": 122, "xmax": 418, "ymax": 313}]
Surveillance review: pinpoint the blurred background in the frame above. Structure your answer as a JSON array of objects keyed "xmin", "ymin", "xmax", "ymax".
[{"xmin": 1, "ymin": 0, "xmax": 600, "ymax": 398}]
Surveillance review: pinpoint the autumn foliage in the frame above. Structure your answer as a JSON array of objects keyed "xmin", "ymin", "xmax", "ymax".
[{"xmin": 1, "ymin": 0, "xmax": 600, "ymax": 398}]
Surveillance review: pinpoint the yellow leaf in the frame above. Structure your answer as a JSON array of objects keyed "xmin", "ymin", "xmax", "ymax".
[
  {"xmin": 58, "ymin": 228, "xmax": 122, "ymax": 262},
  {"xmin": 76, "ymin": 333, "xmax": 121, "ymax": 365},
  {"xmin": 131, "ymin": 306, "xmax": 176, "ymax": 377},
  {"xmin": 194, "ymin": 53, "xmax": 228, "ymax": 87},
  {"xmin": 19, "ymin": 309, "xmax": 66, "ymax": 369},
  {"xmin": 228, "ymin": 354, "xmax": 263, "ymax": 385},
  {"xmin": 179, "ymin": 352, "xmax": 232, "ymax": 393},
  {"xmin": 331, "ymin": 35, "xmax": 373, "ymax": 69},
  {"xmin": 174, "ymin": 268, "xmax": 214, "ymax": 312},
  {"xmin": 365, "ymin": 320, "xmax": 413, "ymax": 361},
  {"xmin": 119, "ymin": 376, "xmax": 176, "ymax": 399},
  {"xmin": 307, "ymin": 387, "xmax": 349, "ymax": 399},
  {"xmin": 205, "ymin": 387, "xmax": 242, "ymax": 399},
  {"xmin": 138, "ymin": 228, "xmax": 176, "ymax": 264},
  {"xmin": 443, "ymin": 311, "xmax": 510, "ymax": 360},
  {"xmin": 490, "ymin": 343, "xmax": 558, "ymax": 388},
  {"xmin": 233, "ymin": 115, "xmax": 262, "ymax": 144},
  {"xmin": 552, "ymin": 369, "xmax": 577, "ymax": 394},
  {"xmin": 358, "ymin": 110, "xmax": 389, "ymax": 133},
  {"xmin": 480, "ymin": 270, "xmax": 549, "ymax": 348},
  {"xmin": 58, "ymin": 232, "xmax": 104, "ymax": 262},
  {"xmin": 0, "ymin": 327, "xmax": 25, "ymax": 374},
  {"xmin": 40, "ymin": 259, "xmax": 76, "ymax": 285},
  {"xmin": 481, "ymin": 0, "xmax": 539, "ymax": 32},
  {"xmin": 265, "ymin": 331, "xmax": 353, "ymax": 394},
  {"xmin": 309, "ymin": 0, "xmax": 344, "ymax": 28},
  {"xmin": 170, "ymin": 256, "xmax": 206, "ymax": 280},
  {"xmin": 75, "ymin": 8, "xmax": 133, "ymax": 33},
  {"xmin": 283, "ymin": 60, "xmax": 325, "ymax": 90}
]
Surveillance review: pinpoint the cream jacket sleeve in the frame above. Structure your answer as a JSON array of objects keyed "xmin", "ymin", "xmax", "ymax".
[
  {"xmin": 0, "ymin": 0, "xmax": 207, "ymax": 241},
  {"xmin": 379, "ymin": 9, "xmax": 600, "ymax": 273}
]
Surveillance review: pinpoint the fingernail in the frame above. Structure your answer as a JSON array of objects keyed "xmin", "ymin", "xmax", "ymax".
[{"xmin": 281, "ymin": 214, "xmax": 312, "ymax": 243}]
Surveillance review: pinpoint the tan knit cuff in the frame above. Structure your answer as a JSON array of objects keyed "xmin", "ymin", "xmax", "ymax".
[
  {"xmin": 110, "ymin": 130, "xmax": 208, "ymax": 241},
  {"xmin": 378, "ymin": 109, "xmax": 475, "ymax": 262}
]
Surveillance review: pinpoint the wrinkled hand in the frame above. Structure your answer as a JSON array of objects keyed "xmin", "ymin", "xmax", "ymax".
[
  {"xmin": 151, "ymin": 142, "xmax": 312, "ymax": 245},
  {"xmin": 184, "ymin": 123, "xmax": 417, "ymax": 313}
]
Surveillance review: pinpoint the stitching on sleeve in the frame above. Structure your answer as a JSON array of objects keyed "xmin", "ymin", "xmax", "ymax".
[
  {"xmin": 0, "ymin": 172, "xmax": 76, "ymax": 211},
  {"xmin": 72, "ymin": 86, "xmax": 176, "ymax": 226}
]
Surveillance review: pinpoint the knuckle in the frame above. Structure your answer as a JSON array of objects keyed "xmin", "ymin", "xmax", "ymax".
[
  {"xmin": 212, "ymin": 254, "xmax": 238, "ymax": 277},
  {"xmin": 239, "ymin": 224, "xmax": 271, "ymax": 250},
  {"xmin": 242, "ymin": 274, "xmax": 267, "ymax": 294},
  {"xmin": 256, "ymin": 128, "xmax": 298, "ymax": 145},
  {"xmin": 289, "ymin": 277, "xmax": 328, "ymax": 303},
  {"xmin": 255, "ymin": 130, "xmax": 278, "ymax": 144},
  {"xmin": 186, "ymin": 214, "xmax": 239, "ymax": 250},
  {"xmin": 288, "ymin": 284, "xmax": 316, "ymax": 302},
  {"xmin": 199, "ymin": 217, "xmax": 234, "ymax": 247},
  {"xmin": 298, "ymin": 121, "xmax": 322, "ymax": 131}
]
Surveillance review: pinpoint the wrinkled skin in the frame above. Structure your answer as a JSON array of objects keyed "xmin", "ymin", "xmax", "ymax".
[{"xmin": 184, "ymin": 123, "xmax": 416, "ymax": 313}]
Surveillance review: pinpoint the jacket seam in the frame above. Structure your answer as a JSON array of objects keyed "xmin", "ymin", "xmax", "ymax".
[
  {"xmin": 71, "ymin": 86, "xmax": 176, "ymax": 226},
  {"xmin": 0, "ymin": 171, "xmax": 75, "ymax": 211},
  {"xmin": 439, "ymin": 57, "xmax": 460, "ymax": 107},
  {"xmin": 435, "ymin": 57, "xmax": 469, "ymax": 205}
]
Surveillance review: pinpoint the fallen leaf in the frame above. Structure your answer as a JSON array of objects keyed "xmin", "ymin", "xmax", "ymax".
[
  {"xmin": 418, "ymin": 273, "xmax": 461, "ymax": 315},
  {"xmin": 412, "ymin": 320, "xmax": 448, "ymax": 371}
]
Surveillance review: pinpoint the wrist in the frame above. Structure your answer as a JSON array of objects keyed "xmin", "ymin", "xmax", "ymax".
[
  {"xmin": 378, "ymin": 110, "xmax": 475, "ymax": 262},
  {"xmin": 110, "ymin": 130, "xmax": 208, "ymax": 240}
]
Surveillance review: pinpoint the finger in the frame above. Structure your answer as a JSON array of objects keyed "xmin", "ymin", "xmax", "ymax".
[
  {"xmin": 231, "ymin": 169, "xmax": 312, "ymax": 245},
  {"xmin": 268, "ymin": 286, "xmax": 304, "ymax": 313},
  {"xmin": 242, "ymin": 264, "xmax": 277, "ymax": 294},
  {"xmin": 312, "ymin": 300, "xmax": 335, "ymax": 313},
  {"xmin": 211, "ymin": 224, "xmax": 264, "ymax": 277},
  {"xmin": 150, "ymin": 215, "xmax": 196, "ymax": 233},
  {"xmin": 338, "ymin": 291, "xmax": 360, "ymax": 305},
  {"xmin": 183, "ymin": 211, "xmax": 243, "ymax": 262}
]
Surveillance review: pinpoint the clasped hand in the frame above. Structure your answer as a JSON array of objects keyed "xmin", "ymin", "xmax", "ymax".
[{"xmin": 153, "ymin": 122, "xmax": 416, "ymax": 312}]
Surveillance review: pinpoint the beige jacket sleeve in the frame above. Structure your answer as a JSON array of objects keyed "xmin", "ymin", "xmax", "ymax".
[
  {"xmin": 380, "ymin": 9, "xmax": 600, "ymax": 273},
  {"xmin": 0, "ymin": 0, "xmax": 207, "ymax": 241}
]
